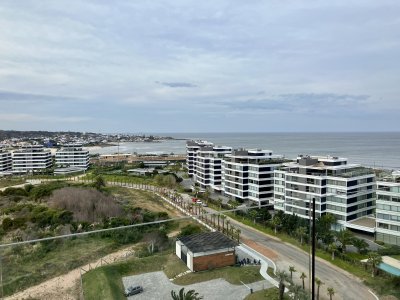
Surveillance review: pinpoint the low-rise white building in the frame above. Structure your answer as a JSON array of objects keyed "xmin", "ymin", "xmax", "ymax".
[
  {"xmin": 12, "ymin": 145, "xmax": 52, "ymax": 173},
  {"xmin": 55, "ymin": 144, "xmax": 89, "ymax": 170},
  {"xmin": 376, "ymin": 173, "xmax": 400, "ymax": 246}
]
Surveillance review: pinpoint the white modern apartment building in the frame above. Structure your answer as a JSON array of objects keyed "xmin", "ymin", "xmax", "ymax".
[
  {"xmin": 186, "ymin": 140, "xmax": 213, "ymax": 177},
  {"xmin": 55, "ymin": 144, "xmax": 90, "ymax": 170},
  {"xmin": 0, "ymin": 147, "xmax": 12, "ymax": 173},
  {"xmin": 376, "ymin": 172, "xmax": 400, "ymax": 246},
  {"xmin": 223, "ymin": 149, "xmax": 285, "ymax": 206},
  {"xmin": 194, "ymin": 145, "xmax": 232, "ymax": 192},
  {"xmin": 12, "ymin": 145, "xmax": 52, "ymax": 173},
  {"xmin": 274, "ymin": 155, "xmax": 376, "ymax": 230}
]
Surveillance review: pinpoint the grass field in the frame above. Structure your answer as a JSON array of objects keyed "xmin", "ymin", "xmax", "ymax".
[
  {"xmin": 245, "ymin": 288, "xmax": 290, "ymax": 300},
  {"xmin": 0, "ymin": 177, "xmax": 25, "ymax": 188},
  {"xmin": 3, "ymin": 237, "xmax": 117, "ymax": 296},
  {"xmin": 173, "ymin": 265, "xmax": 263, "ymax": 285}
]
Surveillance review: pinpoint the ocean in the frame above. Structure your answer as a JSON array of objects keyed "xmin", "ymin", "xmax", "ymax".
[{"xmin": 89, "ymin": 132, "xmax": 400, "ymax": 170}]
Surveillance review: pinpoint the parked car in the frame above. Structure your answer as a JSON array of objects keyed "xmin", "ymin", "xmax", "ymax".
[
  {"xmin": 124, "ymin": 285, "xmax": 143, "ymax": 297},
  {"xmin": 192, "ymin": 197, "xmax": 198, "ymax": 203}
]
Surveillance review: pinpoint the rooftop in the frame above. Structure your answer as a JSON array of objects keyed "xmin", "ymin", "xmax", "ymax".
[
  {"xmin": 177, "ymin": 231, "xmax": 237, "ymax": 253},
  {"xmin": 348, "ymin": 216, "xmax": 376, "ymax": 228}
]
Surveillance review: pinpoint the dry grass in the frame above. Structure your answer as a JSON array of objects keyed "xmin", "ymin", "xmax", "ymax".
[
  {"xmin": 48, "ymin": 187, "xmax": 125, "ymax": 222},
  {"xmin": 110, "ymin": 187, "xmax": 183, "ymax": 217}
]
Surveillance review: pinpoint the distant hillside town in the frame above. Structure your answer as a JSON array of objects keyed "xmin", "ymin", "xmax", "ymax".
[{"xmin": 0, "ymin": 130, "xmax": 177, "ymax": 148}]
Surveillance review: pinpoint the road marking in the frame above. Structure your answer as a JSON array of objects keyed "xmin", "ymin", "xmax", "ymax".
[{"xmin": 368, "ymin": 289, "xmax": 379, "ymax": 300}]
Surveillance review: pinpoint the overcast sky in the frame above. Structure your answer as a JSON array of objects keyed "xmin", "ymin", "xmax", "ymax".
[{"xmin": 0, "ymin": 1, "xmax": 399, "ymax": 133}]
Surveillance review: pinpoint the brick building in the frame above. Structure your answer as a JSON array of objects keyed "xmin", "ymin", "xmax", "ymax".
[{"xmin": 176, "ymin": 231, "xmax": 238, "ymax": 272}]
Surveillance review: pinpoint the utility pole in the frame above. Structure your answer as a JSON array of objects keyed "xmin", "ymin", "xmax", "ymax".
[{"xmin": 312, "ymin": 197, "xmax": 316, "ymax": 299}]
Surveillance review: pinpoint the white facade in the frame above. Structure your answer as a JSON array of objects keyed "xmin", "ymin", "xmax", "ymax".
[
  {"xmin": 376, "ymin": 176, "xmax": 400, "ymax": 246},
  {"xmin": 12, "ymin": 145, "xmax": 52, "ymax": 173},
  {"xmin": 186, "ymin": 140, "xmax": 213, "ymax": 177},
  {"xmin": 223, "ymin": 149, "xmax": 285, "ymax": 205},
  {"xmin": 55, "ymin": 144, "xmax": 89, "ymax": 170},
  {"xmin": 274, "ymin": 155, "xmax": 376, "ymax": 229},
  {"xmin": 194, "ymin": 145, "xmax": 232, "ymax": 191}
]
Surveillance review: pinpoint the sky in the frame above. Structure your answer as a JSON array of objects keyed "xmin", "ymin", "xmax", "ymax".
[{"xmin": 0, "ymin": 0, "xmax": 399, "ymax": 133}]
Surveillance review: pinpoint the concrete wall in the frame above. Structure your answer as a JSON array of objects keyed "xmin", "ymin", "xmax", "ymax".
[
  {"xmin": 187, "ymin": 252, "xmax": 194, "ymax": 271},
  {"xmin": 192, "ymin": 250, "xmax": 235, "ymax": 272},
  {"xmin": 176, "ymin": 242, "xmax": 182, "ymax": 258}
]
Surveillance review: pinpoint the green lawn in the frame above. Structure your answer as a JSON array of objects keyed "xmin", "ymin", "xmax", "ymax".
[
  {"xmin": 245, "ymin": 288, "xmax": 290, "ymax": 300},
  {"xmin": 173, "ymin": 265, "xmax": 263, "ymax": 285}
]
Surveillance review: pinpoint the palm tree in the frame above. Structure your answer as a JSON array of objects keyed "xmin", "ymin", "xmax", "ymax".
[
  {"xmin": 295, "ymin": 226, "xmax": 307, "ymax": 245},
  {"xmin": 289, "ymin": 284, "xmax": 303, "ymax": 300},
  {"xmin": 315, "ymin": 277, "xmax": 324, "ymax": 300},
  {"xmin": 248, "ymin": 209, "xmax": 258, "ymax": 224},
  {"xmin": 204, "ymin": 187, "xmax": 211, "ymax": 202},
  {"xmin": 335, "ymin": 229, "xmax": 354, "ymax": 253},
  {"xmin": 271, "ymin": 215, "xmax": 281, "ymax": 234},
  {"xmin": 193, "ymin": 186, "xmax": 200, "ymax": 198},
  {"xmin": 352, "ymin": 238, "xmax": 369, "ymax": 254},
  {"xmin": 367, "ymin": 252, "xmax": 382, "ymax": 277},
  {"xmin": 220, "ymin": 215, "xmax": 226, "ymax": 233},
  {"xmin": 226, "ymin": 219, "xmax": 230, "ymax": 234},
  {"xmin": 327, "ymin": 287, "xmax": 335, "ymax": 300},
  {"xmin": 235, "ymin": 228, "xmax": 241, "ymax": 243},
  {"xmin": 327, "ymin": 242, "xmax": 337, "ymax": 260},
  {"xmin": 171, "ymin": 287, "xmax": 203, "ymax": 300},
  {"xmin": 276, "ymin": 270, "xmax": 290, "ymax": 300},
  {"xmin": 300, "ymin": 272, "xmax": 307, "ymax": 289},
  {"xmin": 289, "ymin": 265, "xmax": 296, "ymax": 281}
]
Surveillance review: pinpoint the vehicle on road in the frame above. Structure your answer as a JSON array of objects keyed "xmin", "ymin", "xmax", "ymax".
[{"xmin": 124, "ymin": 285, "xmax": 143, "ymax": 297}]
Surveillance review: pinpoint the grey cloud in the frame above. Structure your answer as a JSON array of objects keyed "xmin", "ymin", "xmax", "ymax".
[
  {"xmin": 156, "ymin": 81, "xmax": 197, "ymax": 88},
  {"xmin": 0, "ymin": 90, "xmax": 79, "ymax": 103},
  {"xmin": 216, "ymin": 93, "xmax": 369, "ymax": 113}
]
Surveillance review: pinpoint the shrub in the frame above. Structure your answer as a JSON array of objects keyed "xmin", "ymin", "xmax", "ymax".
[
  {"xmin": 30, "ymin": 182, "xmax": 66, "ymax": 200},
  {"xmin": 2, "ymin": 217, "xmax": 13, "ymax": 231},
  {"xmin": 178, "ymin": 224, "xmax": 203, "ymax": 237},
  {"xmin": 378, "ymin": 245, "xmax": 400, "ymax": 256},
  {"xmin": 2, "ymin": 187, "xmax": 28, "ymax": 197}
]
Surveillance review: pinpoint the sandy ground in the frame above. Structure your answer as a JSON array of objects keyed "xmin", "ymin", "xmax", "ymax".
[{"xmin": 6, "ymin": 245, "xmax": 137, "ymax": 300}]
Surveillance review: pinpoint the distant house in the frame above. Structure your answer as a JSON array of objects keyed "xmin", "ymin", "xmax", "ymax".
[{"xmin": 176, "ymin": 231, "xmax": 238, "ymax": 272}]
